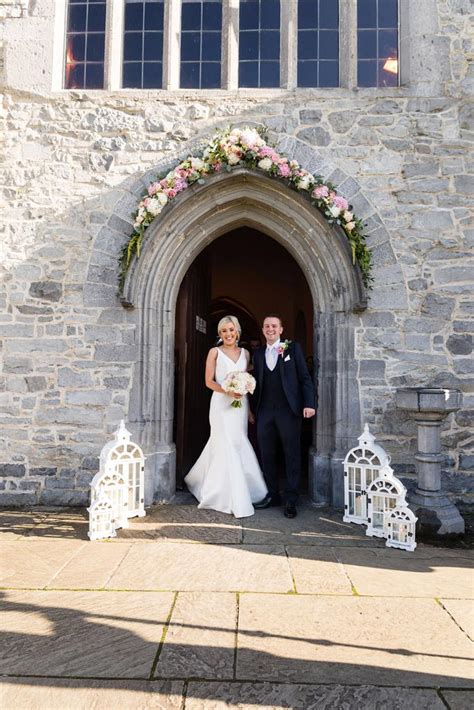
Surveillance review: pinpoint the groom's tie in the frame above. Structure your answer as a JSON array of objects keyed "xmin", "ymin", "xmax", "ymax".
[{"xmin": 266, "ymin": 344, "xmax": 278, "ymax": 371}]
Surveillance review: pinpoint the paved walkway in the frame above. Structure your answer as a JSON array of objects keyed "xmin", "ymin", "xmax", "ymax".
[{"xmin": 0, "ymin": 500, "xmax": 472, "ymax": 709}]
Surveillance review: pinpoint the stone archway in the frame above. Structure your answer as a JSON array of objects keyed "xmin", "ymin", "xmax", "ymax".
[{"xmin": 118, "ymin": 167, "xmax": 366, "ymax": 508}]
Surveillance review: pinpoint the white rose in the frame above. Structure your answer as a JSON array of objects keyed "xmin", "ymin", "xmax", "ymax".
[
  {"xmin": 157, "ymin": 192, "xmax": 168, "ymax": 206},
  {"xmin": 228, "ymin": 153, "xmax": 241, "ymax": 165},
  {"xmin": 343, "ymin": 210, "xmax": 353, "ymax": 222},
  {"xmin": 191, "ymin": 157, "xmax": 205, "ymax": 171},
  {"xmin": 147, "ymin": 198, "xmax": 162, "ymax": 216},
  {"xmin": 329, "ymin": 205, "xmax": 341, "ymax": 218},
  {"xmin": 297, "ymin": 175, "xmax": 312, "ymax": 191},
  {"xmin": 345, "ymin": 221, "xmax": 356, "ymax": 232},
  {"xmin": 258, "ymin": 157, "xmax": 273, "ymax": 171}
]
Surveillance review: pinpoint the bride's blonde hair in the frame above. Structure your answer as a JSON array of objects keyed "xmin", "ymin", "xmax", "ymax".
[{"xmin": 217, "ymin": 315, "xmax": 242, "ymax": 338}]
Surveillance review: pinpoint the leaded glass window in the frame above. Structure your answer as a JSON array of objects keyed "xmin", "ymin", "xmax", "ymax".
[
  {"xmin": 123, "ymin": 0, "xmax": 165, "ymax": 89},
  {"xmin": 239, "ymin": 0, "xmax": 280, "ymax": 88},
  {"xmin": 65, "ymin": 0, "xmax": 106, "ymax": 89},
  {"xmin": 297, "ymin": 0, "xmax": 339, "ymax": 88},
  {"xmin": 357, "ymin": 0, "xmax": 398, "ymax": 87},
  {"xmin": 180, "ymin": 0, "xmax": 223, "ymax": 88}
]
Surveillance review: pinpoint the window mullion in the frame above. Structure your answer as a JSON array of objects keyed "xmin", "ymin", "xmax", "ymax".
[
  {"xmin": 164, "ymin": 0, "xmax": 181, "ymax": 89},
  {"xmin": 223, "ymin": 0, "xmax": 238, "ymax": 90},
  {"xmin": 281, "ymin": 0, "xmax": 296, "ymax": 89},
  {"xmin": 107, "ymin": 0, "xmax": 124, "ymax": 90},
  {"xmin": 340, "ymin": 0, "xmax": 357, "ymax": 89}
]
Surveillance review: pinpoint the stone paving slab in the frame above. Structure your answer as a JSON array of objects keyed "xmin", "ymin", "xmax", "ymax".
[
  {"xmin": 106, "ymin": 543, "xmax": 294, "ymax": 593},
  {"xmin": 237, "ymin": 594, "xmax": 474, "ymax": 687},
  {"xmin": 0, "ymin": 678, "xmax": 184, "ymax": 710},
  {"xmin": 24, "ymin": 510, "xmax": 89, "ymax": 540},
  {"xmin": 116, "ymin": 505, "xmax": 243, "ymax": 544},
  {"xmin": 0, "ymin": 539, "xmax": 85, "ymax": 589},
  {"xmin": 46, "ymin": 542, "xmax": 133, "ymax": 590},
  {"xmin": 156, "ymin": 592, "xmax": 236, "ymax": 679},
  {"xmin": 440, "ymin": 599, "xmax": 474, "ymax": 640},
  {"xmin": 286, "ymin": 547, "xmax": 353, "ymax": 595},
  {"xmin": 185, "ymin": 682, "xmax": 446, "ymax": 709},
  {"xmin": 241, "ymin": 507, "xmax": 384, "ymax": 547},
  {"xmin": 441, "ymin": 690, "xmax": 474, "ymax": 710},
  {"xmin": 0, "ymin": 511, "xmax": 46, "ymax": 540},
  {"xmin": 0, "ymin": 590, "xmax": 174, "ymax": 678},
  {"xmin": 334, "ymin": 548, "xmax": 474, "ymax": 598}
]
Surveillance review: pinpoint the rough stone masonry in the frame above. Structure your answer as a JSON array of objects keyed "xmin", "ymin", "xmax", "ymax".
[{"xmin": 0, "ymin": 0, "xmax": 472, "ymax": 506}]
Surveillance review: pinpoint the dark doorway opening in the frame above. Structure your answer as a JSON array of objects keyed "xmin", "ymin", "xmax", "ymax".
[{"xmin": 174, "ymin": 227, "xmax": 314, "ymax": 491}]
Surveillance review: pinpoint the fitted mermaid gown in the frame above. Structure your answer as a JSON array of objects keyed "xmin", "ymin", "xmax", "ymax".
[{"xmin": 184, "ymin": 348, "xmax": 268, "ymax": 518}]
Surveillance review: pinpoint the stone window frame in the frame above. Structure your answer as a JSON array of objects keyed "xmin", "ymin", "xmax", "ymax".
[{"xmin": 53, "ymin": 0, "xmax": 410, "ymax": 93}]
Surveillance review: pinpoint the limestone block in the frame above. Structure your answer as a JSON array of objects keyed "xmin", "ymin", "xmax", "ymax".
[{"xmin": 29, "ymin": 281, "xmax": 63, "ymax": 302}]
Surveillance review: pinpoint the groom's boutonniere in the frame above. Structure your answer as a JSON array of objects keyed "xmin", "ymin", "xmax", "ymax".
[{"xmin": 278, "ymin": 340, "xmax": 292, "ymax": 359}]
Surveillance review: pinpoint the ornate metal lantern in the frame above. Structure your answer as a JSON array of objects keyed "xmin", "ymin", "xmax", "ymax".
[
  {"xmin": 87, "ymin": 493, "xmax": 116, "ymax": 541},
  {"xmin": 343, "ymin": 424, "xmax": 390, "ymax": 525},
  {"xmin": 99, "ymin": 420, "xmax": 146, "ymax": 519},
  {"xmin": 386, "ymin": 505, "xmax": 417, "ymax": 552},
  {"xmin": 90, "ymin": 468, "xmax": 129, "ymax": 530},
  {"xmin": 366, "ymin": 465, "xmax": 406, "ymax": 538}
]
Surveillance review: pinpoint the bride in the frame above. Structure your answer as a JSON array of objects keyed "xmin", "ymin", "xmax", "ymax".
[{"xmin": 184, "ymin": 315, "xmax": 268, "ymax": 518}]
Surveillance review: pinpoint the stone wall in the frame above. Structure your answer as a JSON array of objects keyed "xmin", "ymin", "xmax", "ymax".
[{"xmin": 0, "ymin": 0, "xmax": 473, "ymax": 506}]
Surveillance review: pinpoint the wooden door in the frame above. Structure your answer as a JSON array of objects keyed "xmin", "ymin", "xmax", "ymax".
[{"xmin": 174, "ymin": 251, "xmax": 212, "ymax": 485}]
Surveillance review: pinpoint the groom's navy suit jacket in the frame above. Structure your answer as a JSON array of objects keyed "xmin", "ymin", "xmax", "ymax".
[{"xmin": 252, "ymin": 341, "xmax": 315, "ymax": 417}]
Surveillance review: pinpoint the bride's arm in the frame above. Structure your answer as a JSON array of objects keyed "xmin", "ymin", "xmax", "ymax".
[{"xmin": 205, "ymin": 348, "xmax": 226, "ymax": 394}]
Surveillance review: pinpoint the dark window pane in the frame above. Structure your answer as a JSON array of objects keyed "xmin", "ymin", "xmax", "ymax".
[
  {"xmin": 201, "ymin": 61, "xmax": 221, "ymax": 88},
  {"xmin": 68, "ymin": 4, "xmax": 87, "ymax": 32},
  {"xmin": 144, "ymin": 32, "xmax": 163, "ymax": 61},
  {"xmin": 145, "ymin": 2, "xmax": 164, "ymax": 30},
  {"xmin": 319, "ymin": 60, "xmax": 338, "ymax": 86},
  {"xmin": 124, "ymin": 32, "xmax": 143, "ymax": 61},
  {"xmin": 143, "ymin": 61, "xmax": 162, "ymax": 88},
  {"xmin": 67, "ymin": 34, "xmax": 86, "ymax": 63},
  {"xmin": 202, "ymin": 32, "xmax": 221, "ymax": 61},
  {"xmin": 260, "ymin": 30, "xmax": 280, "ymax": 60},
  {"xmin": 357, "ymin": 0, "xmax": 376, "ymax": 28},
  {"xmin": 123, "ymin": 62, "xmax": 142, "ymax": 87},
  {"xmin": 181, "ymin": 62, "xmax": 200, "ymax": 87},
  {"xmin": 319, "ymin": 30, "xmax": 338, "ymax": 59},
  {"xmin": 298, "ymin": 0, "xmax": 318, "ymax": 30},
  {"xmin": 181, "ymin": 32, "xmax": 201, "ymax": 61},
  {"xmin": 239, "ymin": 60, "xmax": 259, "ymax": 87},
  {"xmin": 261, "ymin": 0, "xmax": 280, "ymax": 29},
  {"xmin": 66, "ymin": 62, "xmax": 84, "ymax": 89},
  {"xmin": 182, "ymin": 3, "xmax": 201, "ymax": 31},
  {"xmin": 86, "ymin": 33, "xmax": 105, "ymax": 61},
  {"xmin": 125, "ymin": 3, "xmax": 143, "ymax": 31},
  {"xmin": 379, "ymin": 58, "xmax": 398, "ymax": 86},
  {"xmin": 203, "ymin": 1, "xmax": 222, "ymax": 30},
  {"xmin": 358, "ymin": 59, "xmax": 377, "ymax": 86},
  {"xmin": 319, "ymin": 0, "xmax": 338, "ymax": 29},
  {"xmin": 85, "ymin": 62, "xmax": 104, "ymax": 88},
  {"xmin": 378, "ymin": 0, "xmax": 398, "ymax": 27},
  {"xmin": 297, "ymin": 60, "xmax": 318, "ymax": 87},
  {"xmin": 260, "ymin": 60, "xmax": 279, "ymax": 87},
  {"xmin": 87, "ymin": 3, "xmax": 106, "ymax": 31},
  {"xmin": 298, "ymin": 30, "xmax": 318, "ymax": 60},
  {"xmin": 240, "ymin": 1, "xmax": 259, "ymax": 30},
  {"xmin": 239, "ymin": 31, "xmax": 259, "ymax": 60},
  {"xmin": 357, "ymin": 29, "xmax": 377, "ymax": 59},
  {"xmin": 379, "ymin": 29, "xmax": 398, "ymax": 57}
]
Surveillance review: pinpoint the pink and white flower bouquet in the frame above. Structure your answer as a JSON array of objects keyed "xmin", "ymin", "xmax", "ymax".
[{"xmin": 222, "ymin": 371, "xmax": 256, "ymax": 409}]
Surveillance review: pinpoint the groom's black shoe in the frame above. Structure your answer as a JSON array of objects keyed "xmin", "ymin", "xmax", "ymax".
[
  {"xmin": 284, "ymin": 503, "xmax": 297, "ymax": 519},
  {"xmin": 254, "ymin": 494, "xmax": 281, "ymax": 509}
]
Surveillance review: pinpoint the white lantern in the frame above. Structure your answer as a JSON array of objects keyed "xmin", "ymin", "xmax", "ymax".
[
  {"xmin": 87, "ymin": 493, "xmax": 116, "ymax": 541},
  {"xmin": 90, "ymin": 468, "xmax": 129, "ymax": 530},
  {"xmin": 386, "ymin": 505, "xmax": 417, "ymax": 552},
  {"xmin": 343, "ymin": 424, "xmax": 390, "ymax": 525},
  {"xmin": 100, "ymin": 420, "xmax": 146, "ymax": 519},
  {"xmin": 366, "ymin": 465, "xmax": 406, "ymax": 538}
]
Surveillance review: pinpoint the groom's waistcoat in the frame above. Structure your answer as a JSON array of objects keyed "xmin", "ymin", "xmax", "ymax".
[{"xmin": 260, "ymin": 362, "xmax": 288, "ymax": 410}]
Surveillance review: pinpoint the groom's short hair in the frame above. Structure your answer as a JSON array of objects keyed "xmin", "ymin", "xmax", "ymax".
[{"xmin": 263, "ymin": 313, "xmax": 283, "ymax": 326}]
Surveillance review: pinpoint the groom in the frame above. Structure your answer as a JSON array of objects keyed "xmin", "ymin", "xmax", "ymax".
[{"xmin": 252, "ymin": 315, "xmax": 316, "ymax": 518}]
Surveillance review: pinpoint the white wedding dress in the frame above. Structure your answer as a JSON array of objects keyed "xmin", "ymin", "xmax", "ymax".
[{"xmin": 184, "ymin": 348, "xmax": 268, "ymax": 518}]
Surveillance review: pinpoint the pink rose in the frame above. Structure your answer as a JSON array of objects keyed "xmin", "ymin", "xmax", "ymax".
[
  {"xmin": 165, "ymin": 188, "xmax": 177, "ymax": 198},
  {"xmin": 278, "ymin": 162, "xmax": 291, "ymax": 178},
  {"xmin": 333, "ymin": 195, "xmax": 349, "ymax": 211},
  {"xmin": 312, "ymin": 185, "xmax": 329, "ymax": 199}
]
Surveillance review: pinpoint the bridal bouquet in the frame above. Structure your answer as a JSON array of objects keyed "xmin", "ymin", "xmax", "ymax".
[{"xmin": 222, "ymin": 371, "xmax": 256, "ymax": 408}]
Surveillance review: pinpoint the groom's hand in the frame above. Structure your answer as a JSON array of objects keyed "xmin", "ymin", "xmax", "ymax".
[{"xmin": 303, "ymin": 408, "xmax": 316, "ymax": 418}]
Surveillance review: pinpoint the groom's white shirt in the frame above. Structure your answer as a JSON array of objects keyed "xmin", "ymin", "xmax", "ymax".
[{"xmin": 265, "ymin": 339, "xmax": 280, "ymax": 372}]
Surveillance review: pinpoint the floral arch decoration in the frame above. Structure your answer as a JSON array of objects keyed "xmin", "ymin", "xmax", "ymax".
[{"xmin": 120, "ymin": 126, "xmax": 373, "ymax": 290}]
